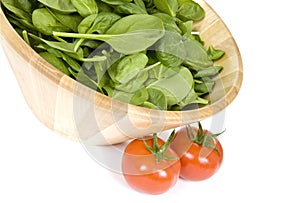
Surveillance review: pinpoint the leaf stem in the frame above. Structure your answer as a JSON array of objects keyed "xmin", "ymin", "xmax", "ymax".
[{"xmin": 53, "ymin": 31, "xmax": 113, "ymax": 41}]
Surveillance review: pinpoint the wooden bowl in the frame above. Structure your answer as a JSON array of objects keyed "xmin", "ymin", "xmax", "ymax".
[{"xmin": 0, "ymin": 0, "xmax": 243, "ymax": 145}]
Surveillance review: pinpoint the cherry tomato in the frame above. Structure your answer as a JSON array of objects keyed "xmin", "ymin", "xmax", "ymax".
[
  {"xmin": 171, "ymin": 123, "xmax": 223, "ymax": 181},
  {"xmin": 122, "ymin": 134, "xmax": 181, "ymax": 195}
]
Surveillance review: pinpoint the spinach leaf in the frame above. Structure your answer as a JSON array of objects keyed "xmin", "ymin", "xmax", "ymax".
[
  {"xmin": 101, "ymin": 0, "xmax": 132, "ymax": 6},
  {"xmin": 1, "ymin": 0, "xmax": 32, "ymax": 22},
  {"xmin": 37, "ymin": 0, "xmax": 77, "ymax": 13},
  {"xmin": 96, "ymin": 1, "xmax": 113, "ymax": 12},
  {"xmin": 112, "ymin": 71, "xmax": 148, "ymax": 93},
  {"xmin": 37, "ymin": 44, "xmax": 82, "ymax": 72},
  {"xmin": 70, "ymin": 0, "xmax": 98, "ymax": 17},
  {"xmin": 48, "ymin": 8, "xmax": 83, "ymax": 32},
  {"xmin": 208, "ymin": 45, "xmax": 225, "ymax": 61},
  {"xmin": 4, "ymin": 11, "xmax": 36, "ymax": 32},
  {"xmin": 134, "ymin": 0, "xmax": 146, "ymax": 11},
  {"xmin": 54, "ymin": 14, "xmax": 165, "ymax": 55},
  {"xmin": 32, "ymin": 8, "xmax": 72, "ymax": 35},
  {"xmin": 155, "ymin": 31, "xmax": 185, "ymax": 67},
  {"xmin": 129, "ymin": 87, "xmax": 148, "ymax": 105},
  {"xmin": 147, "ymin": 67, "xmax": 193, "ymax": 105},
  {"xmin": 153, "ymin": 0, "xmax": 178, "ymax": 17},
  {"xmin": 78, "ymin": 12, "xmax": 121, "ymax": 34},
  {"xmin": 15, "ymin": 0, "xmax": 37, "ymax": 13},
  {"xmin": 177, "ymin": 0, "xmax": 205, "ymax": 21},
  {"xmin": 152, "ymin": 12, "xmax": 182, "ymax": 33},
  {"xmin": 194, "ymin": 77, "xmax": 215, "ymax": 95},
  {"xmin": 148, "ymin": 63, "xmax": 179, "ymax": 80},
  {"xmin": 194, "ymin": 66, "xmax": 223, "ymax": 78},
  {"xmin": 39, "ymin": 52, "xmax": 70, "ymax": 75},
  {"xmin": 114, "ymin": 3, "xmax": 147, "ymax": 15},
  {"xmin": 147, "ymin": 87, "xmax": 167, "ymax": 110},
  {"xmin": 182, "ymin": 37, "xmax": 213, "ymax": 70},
  {"xmin": 108, "ymin": 53, "xmax": 148, "ymax": 84}
]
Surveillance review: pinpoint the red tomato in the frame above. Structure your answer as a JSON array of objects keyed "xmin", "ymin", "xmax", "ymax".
[
  {"xmin": 171, "ymin": 124, "xmax": 223, "ymax": 181},
  {"xmin": 122, "ymin": 135, "xmax": 181, "ymax": 195}
]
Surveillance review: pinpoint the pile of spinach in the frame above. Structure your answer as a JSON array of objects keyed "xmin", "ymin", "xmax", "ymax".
[{"xmin": 1, "ymin": 0, "xmax": 225, "ymax": 110}]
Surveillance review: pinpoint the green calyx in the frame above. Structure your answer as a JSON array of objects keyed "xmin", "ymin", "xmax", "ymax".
[
  {"xmin": 143, "ymin": 131, "xmax": 177, "ymax": 164},
  {"xmin": 186, "ymin": 122, "xmax": 225, "ymax": 154}
]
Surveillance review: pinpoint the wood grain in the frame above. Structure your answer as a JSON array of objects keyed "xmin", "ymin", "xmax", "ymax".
[{"xmin": 0, "ymin": 0, "xmax": 243, "ymax": 145}]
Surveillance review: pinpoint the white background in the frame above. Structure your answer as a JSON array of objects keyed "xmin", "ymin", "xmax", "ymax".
[{"xmin": 1, "ymin": 0, "xmax": 300, "ymax": 202}]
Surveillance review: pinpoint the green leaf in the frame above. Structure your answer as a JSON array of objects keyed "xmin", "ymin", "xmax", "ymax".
[
  {"xmin": 105, "ymin": 14, "xmax": 165, "ymax": 54},
  {"xmin": 48, "ymin": 8, "xmax": 83, "ymax": 32},
  {"xmin": 78, "ymin": 12, "xmax": 121, "ymax": 34},
  {"xmin": 54, "ymin": 14, "xmax": 165, "ymax": 54},
  {"xmin": 130, "ymin": 87, "xmax": 149, "ymax": 105},
  {"xmin": 153, "ymin": 0, "xmax": 178, "ymax": 17},
  {"xmin": 114, "ymin": 3, "xmax": 148, "ymax": 15},
  {"xmin": 152, "ymin": 12, "xmax": 182, "ymax": 33},
  {"xmin": 194, "ymin": 77, "xmax": 215, "ymax": 94},
  {"xmin": 148, "ymin": 67, "xmax": 193, "ymax": 105},
  {"xmin": 108, "ymin": 53, "xmax": 148, "ymax": 84},
  {"xmin": 1, "ymin": 0, "xmax": 32, "ymax": 22},
  {"xmin": 155, "ymin": 31, "xmax": 185, "ymax": 67},
  {"xmin": 101, "ymin": 0, "xmax": 132, "ymax": 5},
  {"xmin": 37, "ymin": 0, "xmax": 77, "ymax": 13},
  {"xmin": 147, "ymin": 87, "xmax": 167, "ymax": 110},
  {"xmin": 15, "ymin": 0, "xmax": 37, "ymax": 13},
  {"xmin": 194, "ymin": 66, "xmax": 223, "ymax": 78},
  {"xmin": 32, "ymin": 8, "xmax": 72, "ymax": 35},
  {"xmin": 112, "ymin": 71, "xmax": 148, "ymax": 93},
  {"xmin": 37, "ymin": 44, "xmax": 82, "ymax": 72},
  {"xmin": 70, "ymin": 0, "xmax": 98, "ymax": 17},
  {"xmin": 182, "ymin": 37, "xmax": 213, "ymax": 70},
  {"xmin": 208, "ymin": 45, "xmax": 225, "ymax": 61},
  {"xmin": 176, "ymin": 1, "xmax": 205, "ymax": 21},
  {"xmin": 39, "ymin": 52, "xmax": 70, "ymax": 75}
]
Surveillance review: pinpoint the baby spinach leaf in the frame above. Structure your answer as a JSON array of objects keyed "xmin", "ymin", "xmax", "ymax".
[
  {"xmin": 194, "ymin": 77, "xmax": 215, "ymax": 95},
  {"xmin": 147, "ymin": 87, "xmax": 167, "ymax": 110},
  {"xmin": 101, "ymin": 0, "xmax": 132, "ymax": 6},
  {"xmin": 183, "ymin": 37, "xmax": 213, "ymax": 70},
  {"xmin": 155, "ymin": 31, "xmax": 185, "ymax": 67},
  {"xmin": 152, "ymin": 12, "xmax": 182, "ymax": 33},
  {"xmin": 114, "ymin": 3, "xmax": 147, "ymax": 15},
  {"xmin": 134, "ymin": 0, "xmax": 146, "ymax": 11},
  {"xmin": 48, "ymin": 8, "xmax": 83, "ymax": 32},
  {"xmin": 207, "ymin": 45, "xmax": 225, "ymax": 61},
  {"xmin": 78, "ymin": 12, "xmax": 121, "ymax": 34},
  {"xmin": 15, "ymin": 0, "xmax": 37, "ymax": 13},
  {"xmin": 4, "ymin": 11, "xmax": 36, "ymax": 32},
  {"xmin": 1, "ymin": 0, "xmax": 32, "ymax": 22},
  {"xmin": 32, "ymin": 8, "xmax": 72, "ymax": 35},
  {"xmin": 28, "ymin": 33, "xmax": 77, "ymax": 53},
  {"xmin": 130, "ymin": 87, "xmax": 149, "ymax": 105},
  {"xmin": 70, "ymin": 0, "xmax": 98, "ymax": 17},
  {"xmin": 112, "ymin": 71, "xmax": 148, "ymax": 93},
  {"xmin": 37, "ymin": 44, "xmax": 82, "ymax": 72},
  {"xmin": 153, "ymin": 0, "xmax": 178, "ymax": 17},
  {"xmin": 194, "ymin": 66, "xmax": 223, "ymax": 78},
  {"xmin": 148, "ymin": 67, "xmax": 193, "ymax": 105},
  {"xmin": 39, "ymin": 52, "xmax": 70, "ymax": 75},
  {"xmin": 176, "ymin": 0, "xmax": 205, "ymax": 21},
  {"xmin": 76, "ymin": 69, "xmax": 98, "ymax": 90},
  {"xmin": 108, "ymin": 52, "xmax": 148, "ymax": 84},
  {"xmin": 54, "ymin": 14, "xmax": 165, "ymax": 54},
  {"xmin": 37, "ymin": 0, "xmax": 76, "ymax": 13},
  {"xmin": 148, "ymin": 63, "xmax": 178, "ymax": 80},
  {"xmin": 96, "ymin": 1, "xmax": 113, "ymax": 12}
]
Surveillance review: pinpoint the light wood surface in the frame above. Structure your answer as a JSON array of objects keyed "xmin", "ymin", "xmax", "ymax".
[{"xmin": 0, "ymin": 0, "xmax": 243, "ymax": 145}]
